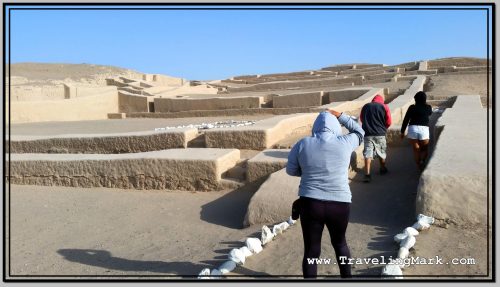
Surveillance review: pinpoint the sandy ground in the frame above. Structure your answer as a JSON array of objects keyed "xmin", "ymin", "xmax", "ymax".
[
  {"xmin": 8, "ymin": 182, "xmax": 262, "ymax": 277},
  {"xmin": 427, "ymin": 73, "xmax": 492, "ymax": 107},
  {"xmin": 9, "ymin": 116, "xmax": 275, "ymax": 136},
  {"xmin": 7, "ymin": 146, "xmax": 490, "ymax": 279},
  {"xmin": 9, "ymin": 63, "xmax": 145, "ymax": 86}
]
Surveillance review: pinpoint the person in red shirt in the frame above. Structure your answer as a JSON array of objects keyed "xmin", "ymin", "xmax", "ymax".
[{"xmin": 359, "ymin": 95, "xmax": 392, "ymax": 182}]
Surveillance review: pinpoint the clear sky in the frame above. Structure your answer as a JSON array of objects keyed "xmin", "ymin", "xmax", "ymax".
[{"xmin": 8, "ymin": 5, "xmax": 492, "ymax": 80}]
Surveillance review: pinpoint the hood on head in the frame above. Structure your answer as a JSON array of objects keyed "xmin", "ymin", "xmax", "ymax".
[
  {"xmin": 371, "ymin": 94, "xmax": 385, "ymax": 104},
  {"xmin": 414, "ymin": 91, "xmax": 427, "ymax": 105},
  {"xmin": 312, "ymin": 111, "xmax": 342, "ymax": 136}
]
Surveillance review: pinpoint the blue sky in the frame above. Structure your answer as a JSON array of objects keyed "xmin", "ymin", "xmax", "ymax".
[{"xmin": 8, "ymin": 6, "xmax": 492, "ymax": 80}]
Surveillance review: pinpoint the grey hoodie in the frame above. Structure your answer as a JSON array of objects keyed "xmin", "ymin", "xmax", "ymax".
[{"xmin": 286, "ymin": 112, "xmax": 364, "ymax": 203}]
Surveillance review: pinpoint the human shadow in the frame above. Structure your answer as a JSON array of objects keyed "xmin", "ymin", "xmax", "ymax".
[
  {"xmin": 346, "ymin": 147, "xmax": 420, "ymax": 276},
  {"xmin": 349, "ymin": 147, "xmax": 418, "ymax": 228},
  {"xmin": 200, "ymin": 180, "xmax": 264, "ymax": 229},
  {"xmin": 57, "ymin": 249, "xmax": 208, "ymax": 276}
]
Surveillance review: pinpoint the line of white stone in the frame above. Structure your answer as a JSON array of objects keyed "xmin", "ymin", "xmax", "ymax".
[
  {"xmin": 198, "ymin": 216, "xmax": 298, "ymax": 279},
  {"xmin": 154, "ymin": 120, "xmax": 257, "ymax": 131},
  {"xmin": 381, "ymin": 214, "xmax": 435, "ymax": 279}
]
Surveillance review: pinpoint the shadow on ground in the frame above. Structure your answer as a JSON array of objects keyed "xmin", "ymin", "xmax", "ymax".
[
  {"xmin": 57, "ymin": 249, "xmax": 209, "ymax": 276},
  {"xmin": 347, "ymin": 146, "xmax": 420, "ymax": 276},
  {"xmin": 200, "ymin": 180, "xmax": 264, "ymax": 229}
]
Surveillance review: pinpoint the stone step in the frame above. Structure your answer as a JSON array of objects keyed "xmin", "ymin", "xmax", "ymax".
[
  {"xmin": 222, "ymin": 165, "xmax": 247, "ymax": 181},
  {"xmin": 246, "ymin": 149, "xmax": 289, "ymax": 182},
  {"xmin": 219, "ymin": 178, "xmax": 246, "ymax": 190}
]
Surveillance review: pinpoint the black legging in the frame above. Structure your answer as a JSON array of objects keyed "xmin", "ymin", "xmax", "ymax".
[{"xmin": 299, "ymin": 196, "xmax": 352, "ymax": 278}]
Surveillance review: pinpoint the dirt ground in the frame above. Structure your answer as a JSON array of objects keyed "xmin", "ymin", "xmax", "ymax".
[
  {"xmin": 7, "ymin": 146, "xmax": 491, "ymax": 279},
  {"xmin": 10, "ymin": 63, "xmax": 144, "ymax": 86},
  {"xmin": 427, "ymin": 73, "xmax": 492, "ymax": 107}
]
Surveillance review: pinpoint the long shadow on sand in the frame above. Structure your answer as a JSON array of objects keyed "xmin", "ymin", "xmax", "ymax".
[
  {"xmin": 57, "ymin": 249, "xmax": 208, "ymax": 276},
  {"xmin": 346, "ymin": 146, "xmax": 420, "ymax": 276},
  {"xmin": 200, "ymin": 180, "xmax": 264, "ymax": 229}
]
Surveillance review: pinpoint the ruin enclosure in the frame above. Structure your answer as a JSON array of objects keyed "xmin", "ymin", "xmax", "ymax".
[{"xmin": 6, "ymin": 56, "xmax": 493, "ymax": 280}]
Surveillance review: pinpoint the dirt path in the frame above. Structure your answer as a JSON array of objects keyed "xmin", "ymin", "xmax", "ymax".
[{"xmin": 237, "ymin": 146, "xmax": 420, "ymax": 278}]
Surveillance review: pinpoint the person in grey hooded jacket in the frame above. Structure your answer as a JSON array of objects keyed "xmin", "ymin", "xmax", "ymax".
[{"xmin": 286, "ymin": 109, "xmax": 364, "ymax": 278}]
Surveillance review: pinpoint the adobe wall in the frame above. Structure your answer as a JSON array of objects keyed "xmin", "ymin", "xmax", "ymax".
[
  {"xmin": 7, "ymin": 148, "xmax": 240, "ymax": 191},
  {"xmin": 416, "ymin": 95, "xmax": 488, "ymax": 225},
  {"xmin": 8, "ymin": 128, "xmax": 199, "ymax": 154},
  {"xmin": 64, "ymin": 86, "xmax": 117, "ymax": 98},
  {"xmin": 243, "ymin": 168, "xmax": 299, "ymax": 226},
  {"xmin": 328, "ymin": 88, "xmax": 370, "ymax": 102},
  {"xmin": 154, "ymin": 96, "xmax": 263, "ymax": 112},
  {"xmin": 127, "ymin": 106, "xmax": 314, "ymax": 118},
  {"xmin": 272, "ymin": 92, "xmax": 322, "ymax": 108},
  {"xmin": 428, "ymin": 58, "xmax": 491, "ymax": 69},
  {"xmin": 204, "ymin": 113, "xmax": 318, "ymax": 150},
  {"xmin": 339, "ymin": 68, "xmax": 386, "ymax": 76},
  {"xmin": 118, "ymin": 92, "xmax": 149, "ymax": 113},
  {"xmin": 142, "ymin": 74, "xmax": 185, "ymax": 86},
  {"xmin": 246, "ymin": 149, "xmax": 290, "ymax": 182},
  {"xmin": 436, "ymin": 66, "xmax": 492, "ymax": 74},
  {"xmin": 364, "ymin": 72, "xmax": 399, "ymax": 81},
  {"xmin": 418, "ymin": 61, "xmax": 428, "ymax": 71},
  {"xmin": 9, "ymin": 88, "xmax": 119, "ymax": 124},
  {"xmin": 11, "ymin": 85, "xmax": 65, "ymax": 101},
  {"xmin": 387, "ymin": 75, "xmax": 426, "ymax": 124},
  {"xmin": 394, "ymin": 61, "xmax": 419, "ymax": 71},
  {"xmin": 318, "ymin": 88, "xmax": 385, "ymax": 112},
  {"xmin": 226, "ymin": 76, "xmax": 363, "ymax": 93}
]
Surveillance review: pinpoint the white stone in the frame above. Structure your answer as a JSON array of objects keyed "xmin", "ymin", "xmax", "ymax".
[
  {"xmin": 381, "ymin": 264, "xmax": 403, "ymax": 278},
  {"xmin": 228, "ymin": 248, "xmax": 245, "ymax": 265},
  {"xmin": 398, "ymin": 247, "xmax": 409, "ymax": 259},
  {"xmin": 417, "ymin": 214, "xmax": 435, "ymax": 225},
  {"xmin": 277, "ymin": 221, "xmax": 290, "ymax": 231},
  {"xmin": 261, "ymin": 225, "xmax": 274, "ymax": 245},
  {"xmin": 412, "ymin": 220, "xmax": 430, "ymax": 231},
  {"xmin": 394, "ymin": 233, "xmax": 408, "ymax": 243},
  {"xmin": 210, "ymin": 269, "xmax": 222, "ymax": 276},
  {"xmin": 198, "ymin": 268, "xmax": 211, "ymax": 279},
  {"xmin": 239, "ymin": 246, "xmax": 253, "ymax": 258},
  {"xmin": 245, "ymin": 238, "xmax": 263, "ymax": 254},
  {"xmin": 400, "ymin": 235, "xmax": 416, "ymax": 249},
  {"xmin": 272, "ymin": 224, "xmax": 283, "ymax": 236},
  {"xmin": 404, "ymin": 227, "xmax": 419, "ymax": 237},
  {"xmin": 287, "ymin": 216, "xmax": 296, "ymax": 225},
  {"xmin": 219, "ymin": 260, "xmax": 237, "ymax": 274}
]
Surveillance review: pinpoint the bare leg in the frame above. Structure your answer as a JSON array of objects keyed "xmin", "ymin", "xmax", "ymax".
[
  {"xmin": 418, "ymin": 139, "xmax": 430, "ymax": 169},
  {"xmin": 363, "ymin": 157, "xmax": 372, "ymax": 182},
  {"xmin": 379, "ymin": 157, "xmax": 386, "ymax": 168},
  {"xmin": 364, "ymin": 158, "xmax": 372, "ymax": 175},
  {"xmin": 378, "ymin": 157, "xmax": 388, "ymax": 174},
  {"xmin": 409, "ymin": 139, "xmax": 421, "ymax": 169}
]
